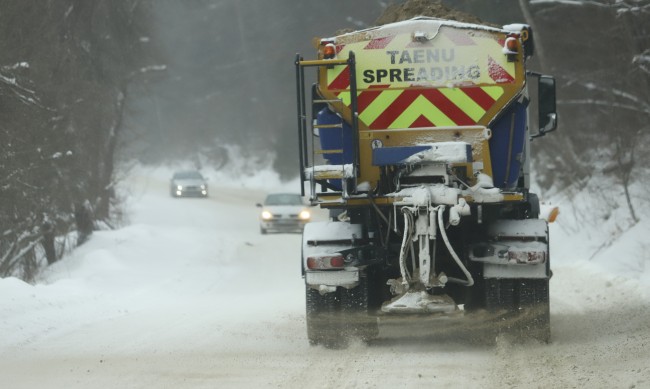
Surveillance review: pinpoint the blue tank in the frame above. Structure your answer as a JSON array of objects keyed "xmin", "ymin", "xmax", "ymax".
[
  {"xmin": 316, "ymin": 108, "xmax": 354, "ymax": 165},
  {"xmin": 489, "ymin": 102, "xmax": 527, "ymax": 188}
]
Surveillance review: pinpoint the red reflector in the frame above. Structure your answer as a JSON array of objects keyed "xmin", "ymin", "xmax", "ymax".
[
  {"xmin": 306, "ymin": 254, "xmax": 344, "ymax": 269},
  {"xmin": 330, "ymin": 256, "xmax": 344, "ymax": 268}
]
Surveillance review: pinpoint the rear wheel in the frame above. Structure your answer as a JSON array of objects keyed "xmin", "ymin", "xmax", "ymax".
[
  {"xmin": 516, "ymin": 278, "xmax": 550, "ymax": 342},
  {"xmin": 305, "ymin": 286, "xmax": 344, "ymax": 348},
  {"xmin": 486, "ymin": 278, "xmax": 550, "ymax": 343},
  {"xmin": 305, "ymin": 274, "xmax": 378, "ymax": 348},
  {"xmin": 340, "ymin": 275, "xmax": 379, "ymax": 342}
]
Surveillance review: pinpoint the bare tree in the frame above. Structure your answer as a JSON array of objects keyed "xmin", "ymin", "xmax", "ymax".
[
  {"xmin": 0, "ymin": 0, "xmax": 158, "ymax": 280},
  {"xmin": 523, "ymin": 0, "xmax": 649, "ymax": 223}
]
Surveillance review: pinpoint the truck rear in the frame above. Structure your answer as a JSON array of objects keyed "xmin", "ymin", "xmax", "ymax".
[{"xmin": 295, "ymin": 17, "xmax": 557, "ymax": 347}]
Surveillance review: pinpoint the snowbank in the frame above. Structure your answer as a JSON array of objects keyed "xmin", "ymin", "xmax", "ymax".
[{"xmin": 545, "ymin": 174, "xmax": 649, "ymax": 297}]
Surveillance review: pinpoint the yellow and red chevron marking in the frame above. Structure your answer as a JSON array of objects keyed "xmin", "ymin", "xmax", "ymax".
[
  {"xmin": 321, "ymin": 22, "xmax": 521, "ymax": 130},
  {"xmin": 328, "ymin": 65, "xmax": 351, "ymax": 90},
  {"xmin": 364, "ymin": 35, "xmax": 394, "ymax": 49},
  {"xmin": 487, "ymin": 56, "xmax": 514, "ymax": 84},
  {"xmin": 334, "ymin": 86, "xmax": 504, "ymax": 129}
]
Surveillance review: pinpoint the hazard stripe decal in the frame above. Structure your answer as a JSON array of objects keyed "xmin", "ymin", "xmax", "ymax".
[
  {"xmin": 360, "ymin": 89, "xmax": 403, "ymax": 126},
  {"xmin": 358, "ymin": 87, "xmax": 503, "ymax": 129},
  {"xmin": 369, "ymin": 89, "xmax": 422, "ymax": 129},
  {"xmin": 422, "ymin": 89, "xmax": 475, "ymax": 125},
  {"xmin": 357, "ymin": 85, "xmax": 389, "ymax": 112},
  {"xmin": 328, "ymin": 65, "xmax": 350, "ymax": 90},
  {"xmin": 393, "ymin": 95, "xmax": 455, "ymax": 128},
  {"xmin": 439, "ymin": 88, "xmax": 486, "ymax": 122},
  {"xmin": 460, "ymin": 87, "xmax": 497, "ymax": 111},
  {"xmin": 482, "ymin": 86, "xmax": 504, "ymax": 100},
  {"xmin": 364, "ymin": 36, "xmax": 395, "ymax": 49},
  {"xmin": 411, "ymin": 115, "xmax": 435, "ymax": 127},
  {"xmin": 345, "ymin": 86, "xmax": 504, "ymax": 130},
  {"xmin": 488, "ymin": 56, "xmax": 515, "ymax": 84}
]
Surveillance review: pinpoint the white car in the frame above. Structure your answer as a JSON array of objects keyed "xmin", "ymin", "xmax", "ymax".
[
  {"xmin": 170, "ymin": 170, "xmax": 208, "ymax": 198},
  {"xmin": 257, "ymin": 193, "xmax": 310, "ymax": 234}
]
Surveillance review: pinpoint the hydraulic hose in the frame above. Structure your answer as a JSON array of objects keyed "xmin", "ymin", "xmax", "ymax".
[
  {"xmin": 398, "ymin": 208, "xmax": 414, "ymax": 286},
  {"xmin": 437, "ymin": 205, "xmax": 474, "ymax": 286}
]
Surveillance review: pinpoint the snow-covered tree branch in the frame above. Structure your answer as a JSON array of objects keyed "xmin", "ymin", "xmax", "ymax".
[{"xmin": 0, "ymin": 0, "xmax": 159, "ymax": 280}]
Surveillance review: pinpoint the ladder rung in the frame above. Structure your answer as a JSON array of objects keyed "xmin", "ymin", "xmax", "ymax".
[
  {"xmin": 314, "ymin": 99, "xmax": 342, "ymax": 104},
  {"xmin": 315, "ymin": 149, "xmax": 343, "ymax": 154},
  {"xmin": 299, "ymin": 59, "xmax": 347, "ymax": 67},
  {"xmin": 313, "ymin": 171, "xmax": 344, "ymax": 179},
  {"xmin": 314, "ymin": 124, "xmax": 342, "ymax": 129},
  {"xmin": 305, "ymin": 164, "xmax": 350, "ymax": 180}
]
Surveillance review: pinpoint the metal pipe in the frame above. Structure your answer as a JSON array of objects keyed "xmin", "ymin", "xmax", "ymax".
[
  {"xmin": 398, "ymin": 208, "xmax": 413, "ymax": 286},
  {"xmin": 300, "ymin": 64, "xmax": 308, "ymax": 170},
  {"xmin": 295, "ymin": 54, "xmax": 305, "ymax": 196},
  {"xmin": 348, "ymin": 51, "xmax": 360, "ymax": 192}
]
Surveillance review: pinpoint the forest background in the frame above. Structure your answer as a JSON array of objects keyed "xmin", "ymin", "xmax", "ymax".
[{"xmin": 1, "ymin": 0, "xmax": 648, "ymax": 279}]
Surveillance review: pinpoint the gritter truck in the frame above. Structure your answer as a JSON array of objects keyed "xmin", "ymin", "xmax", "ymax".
[{"xmin": 295, "ymin": 17, "xmax": 558, "ymax": 347}]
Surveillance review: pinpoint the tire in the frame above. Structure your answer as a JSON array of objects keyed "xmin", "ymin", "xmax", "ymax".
[
  {"xmin": 528, "ymin": 193, "xmax": 541, "ymax": 219},
  {"xmin": 305, "ymin": 286, "xmax": 344, "ymax": 348},
  {"xmin": 517, "ymin": 278, "xmax": 550, "ymax": 343},
  {"xmin": 339, "ymin": 275, "xmax": 378, "ymax": 342},
  {"xmin": 260, "ymin": 227, "xmax": 267, "ymax": 235},
  {"xmin": 305, "ymin": 274, "xmax": 378, "ymax": 348},
  {"xmin": 486, "ymin": 278, "xmax": 550, "ymax": 343}
]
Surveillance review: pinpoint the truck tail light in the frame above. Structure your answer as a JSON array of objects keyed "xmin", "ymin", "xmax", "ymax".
[
  {"xmin": 508, "ymin": 249, "xmax": 546, "ymax": 264},
  {"xmin": 307, "ymin": 254, "xmax": 344, "ymax": 269}
]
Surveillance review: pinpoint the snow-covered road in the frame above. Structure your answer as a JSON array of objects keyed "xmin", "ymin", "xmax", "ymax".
[{"xmin": 1, "ymin": 168, "xmax": 649, "ymax": 388}]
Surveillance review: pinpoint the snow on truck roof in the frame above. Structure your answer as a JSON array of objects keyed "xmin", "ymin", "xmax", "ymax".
[{"xmin": 325, "ymin": 17, "xmax": 514, "ymax": 41}]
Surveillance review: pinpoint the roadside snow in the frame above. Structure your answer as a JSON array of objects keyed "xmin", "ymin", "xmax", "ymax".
[{"xmin": 544, "ymin": 174, "xmax": 650, "ymax": 295}]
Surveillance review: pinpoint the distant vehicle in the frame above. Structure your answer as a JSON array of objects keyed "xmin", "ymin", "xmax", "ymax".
[
  {"xmin": 257, "ymin": 193, "xmax": 310, "ymax": 234},
  {"xmin": 170, "ymin": 170, "xmax": 208, "ymax": 198}
]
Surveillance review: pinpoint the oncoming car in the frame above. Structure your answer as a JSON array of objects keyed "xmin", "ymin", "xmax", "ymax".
[
  {"xmin": 257, "ymin": 193, "xmax": 310, "ymax": 234},
  {"xmin": 170, "ymin": 170, "xmax": 208, "ymax": 198}
]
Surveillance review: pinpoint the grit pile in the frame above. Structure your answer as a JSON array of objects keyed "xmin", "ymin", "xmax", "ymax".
[{"xmin": 375, "ymin": 0, "xmax": 488, "ymax": 25}]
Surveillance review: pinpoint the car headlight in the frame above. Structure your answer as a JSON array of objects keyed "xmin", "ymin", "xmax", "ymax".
[
  {"xmin": 261, "ymin": 210, "xmax": 273, "ymax": 220},
  {"xmin": 200, "ymin": 184, "xmax": 206, "ymax": 190},
  {"xmin": 176, "ymin": 185, "xmax": 183, "ymax": 190},
  {"xmin": 299, "ymin": 210, "xmax": 311, "ymax": 220}
]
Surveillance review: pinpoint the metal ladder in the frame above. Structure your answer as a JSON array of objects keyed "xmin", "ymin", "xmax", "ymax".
[{"xmin": 294, "ymin": 51, "xmax": 360, "ymax": 202}]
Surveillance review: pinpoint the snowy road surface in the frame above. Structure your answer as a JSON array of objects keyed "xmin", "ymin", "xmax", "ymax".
[{"xmin": 1, "ymin": 168, "xmax": 649, "ymax": 388}]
